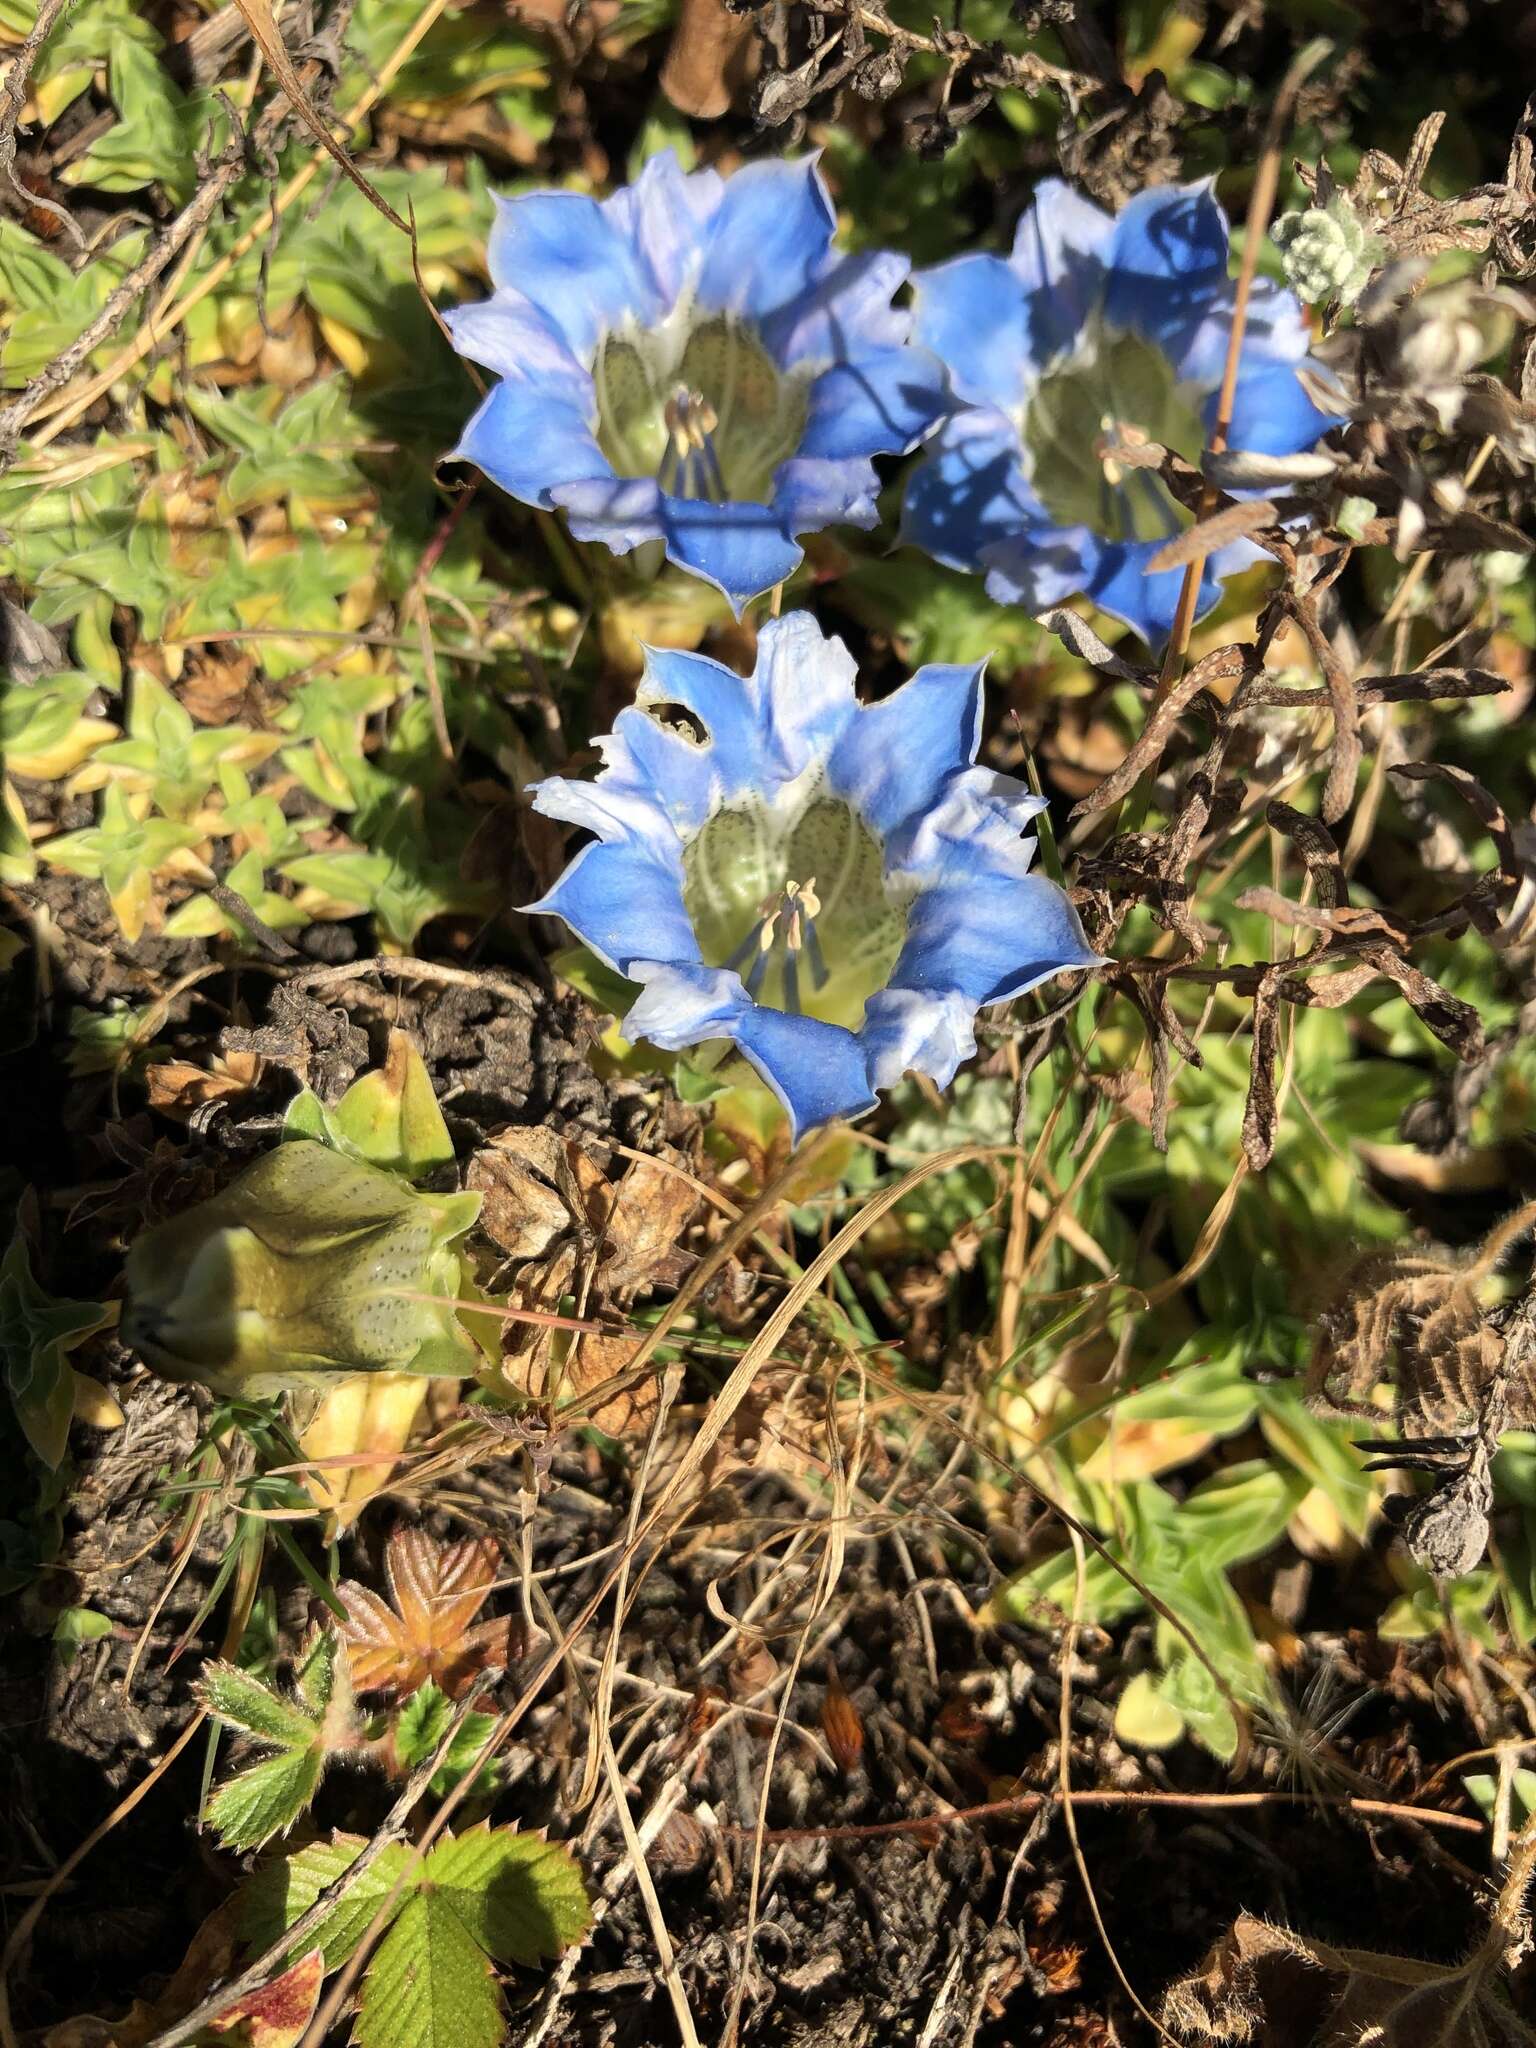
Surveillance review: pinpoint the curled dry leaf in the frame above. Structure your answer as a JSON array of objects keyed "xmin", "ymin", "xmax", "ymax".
[
  {"xmin": 660, "ymin": 0, "xmax": 757, "ymax": 117},
  {"xmin": 337, "ymin": 1526, "xmax": 520, "ymax": 1699},
  {"xmin": 556, "ymin": 1328, "xmax": 660, "ymax": 1440},
  {"xmin": 1159, "ymin": 1906, "xmax": 1536, "ymax": 2046}
]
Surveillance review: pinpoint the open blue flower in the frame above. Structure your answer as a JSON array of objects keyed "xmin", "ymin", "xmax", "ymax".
[
  {"xmin": 446, "ymin": 151, "xmax": 949, "ymax": 616},
  {"xmin": 526, "ymin": 613, "xmax": 1102, "ymax": 1138},
  {"xmin": 902, "ymin": 179, "xmax": 1336, "ymax": 647}
]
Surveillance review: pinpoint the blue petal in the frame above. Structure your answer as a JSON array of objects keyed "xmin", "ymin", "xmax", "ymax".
[
  {"xmin": 760, "ymin": 249, "xmax": 913, "ymax": 366},
  {"xmin": 660, "ymin": 496, "xmax": 804, "ymax": 615},
  {"xmin": 1220, "ymin": 359, "xmax": 1334, "ymax": 456},
  {"xmin": 623, "ymin": 961, "xmax": 749, "ymax": 1045},
  {"xmin": 1086, "ymin": 538, "xmax": 1223, "ymax": 649},
  {"xmin": 527, "ymin": 838, "xmax": 693, "ymax": 977},
  {"xmin": 455, "ymin": 379, "xmax": 610, "ymax": 512},
  {"xmin": 443, "ymin": 294, "xmax": 591, "ymax": 402},
  {"xmin": 1168, "ymin": 275, "xmax": 1312, "ymax": 389},
  {"xmin": 900, "ymin": 410, "xmax": 1035, "ymax": 574},
  {"xmin": 595, "ymin": 705, "xmax": 723, "ymax": 838},
  {"xmin": 799, "ymin": 347, "xmax": 950, "ymax": 460},
  {"xmin": 978, "ymin": 522, "xmax": 1102, "ymax": 612},
  {"xmin": 731, "ymin": 1006, "xmax": 878, "ymax": 1139},
  {"xmin": 888, "ymin": 868, "xmax": 1102, "ymax": 1010},
  {"xmin": 826, "ymin": 660, "xmax": 985, "ymax": 838},
  {"xmin": 694, "ymin": 157, "xmax": 838, "ymax": 322},
  {"xmin": 606, "ymin": 150, "xmax": 724, "ymax": 305},
  {"xmin": 634, "ymin": 643, "xmax": 768, "ymax": 790},
  {"xmin": 487, "ymin": 191, "xmax": 663, "ymax": 360},
  {"xmin": 1009, "ymin": 179, "xmax": 1115, "ymax": 360},
  {"xmin": 859, "ymin": 986, "xmax": 983, "ymax": 1091},
  {"xmin": 774, "ymin": 455, "xmax": 881, "ymax": 537},
  {"xmin": 1103, "ymin": 183, "xmax": 1230, "ymax": 356},
  {"xmin": 912, "ymin": 254, "xmax": 1032, "ymax": 410},
  {"xmin": 623, "ymin": 964, "xmax": 880, "ymax": 1139},
  {"xmin": 634, "ymin": 614, "xmax": 859, "ymax": 799},
  {"xmin": 749, "ymin": 610, "xmax": 860, "ymax": 780},
  {"xmin": 551, "ymin": 474, "xmax": 666, "ymax": 555}
]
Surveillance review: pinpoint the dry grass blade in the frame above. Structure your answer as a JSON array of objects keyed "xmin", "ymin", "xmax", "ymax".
[
  {"xmin": 1145, "ymin": 497, "xmax": 1278, "ymax": 572},
  {"xmin": 229, "ymin": 0, "xmax": 410, "ymax": 230}
]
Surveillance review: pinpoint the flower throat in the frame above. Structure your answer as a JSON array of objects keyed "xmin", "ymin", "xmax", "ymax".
[
  {"xmin": 592, "ymin": 313, "xmax": 810, "ymax": 506},
  {"xmin": 681, "ymin": 793, "xmax": 909, "ymax": 1030}
]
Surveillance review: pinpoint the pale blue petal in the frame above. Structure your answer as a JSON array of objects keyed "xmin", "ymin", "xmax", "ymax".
[
  {"xmin": 978, "ymin": 521, "xmax": 1102, "ymax": 612},
  {"xmin": 660, "ymin": 496, "xmax": 804, "ymax": 615},
  {"xmin": 694, "ymin": 157, "xmax": 838, "ymax": 321},
  {"xmin": 900, "ymin": 410, "xmax": 1036, "ymax": 574},
  {"xmin": 1169, "ymin": 275, "xmax": 1312, "ymax": 388},
  {"xmin": 635, "ymin": 644, "xmax": 768, "ymax": 795},
  {"xmin": 623, "ymin": 965, "xmax": 879, "ymax": 1138},
  {"xmin": 443, "ymin": 295, "xmax": 591, "ymax": 402},
  {"xmin": 606, "ymin": 150, "xmax": 724, "ymax": 304},
  {"xmin": 487, "ymin": 191, "xmax": 662, "ymax": 359},
  {"xmin": 826, "ymin": 660, "xmax": 986, "ymax": 839},
  {"xmin": 732, "ymin": 1007, "xmax": 879, "ymax": 1139},
  {"xmin": 1104, "ymin": 183, "xmax": 1230, "ymax": 354},
  {"xmin": 912, "ymin": 253, "xmax": 1032, "ymax": 410},
  {"xmin": 455, "ymin": 381, "xmax": 611, "ymax": 511},
  {"xmin": 799, "ymin": 346, "xmax": 950, "ymax": 460},
  {"xmin": 747, "ymin": 610, "xmax": 860, "ymax": 781},
  {"xmin": 526, "ymin": 838, "xmax": 692, "ymax": 977},
  {"xmin": 623, "ymin": 961, "xmax": 749, "ymax": 1045},
  {"xmin": 760, "ymin": 249, "xmax": 913, "ymax": 365},
  {"xmin": 885, "ymin": 764, "xmax": 1047, "ymax": 879},
  {"xmin": 590, "ymin": 707, "xmax": 722, "ymax": 838},
  {"xmin": 1009, "ymin": 178, "xmax": 1115, "ymax": 359},
  {"xmin": 859, "ymin": 986, "xmax": 982, "ymax": 1091}
]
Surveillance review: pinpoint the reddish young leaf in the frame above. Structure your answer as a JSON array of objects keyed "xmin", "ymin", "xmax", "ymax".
[{"xmin": 338, "ymin": 1528, "xmax": 519, "ymax": 1700}]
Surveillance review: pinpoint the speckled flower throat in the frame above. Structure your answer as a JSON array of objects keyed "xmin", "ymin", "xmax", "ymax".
[
  {"xmin": 681, "ymin": 792, "xmax": 909, "ymax": 1029},
  {"xmin": 592, "ymin": 313, "xmax": 811, "ymax": 505},
  {"xmin": 1023, "ymin": 323, "xmax": 1205, "ymax": 543}
]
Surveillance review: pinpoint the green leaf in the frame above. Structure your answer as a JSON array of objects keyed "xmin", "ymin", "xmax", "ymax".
[
  {"xmin": 240, "ymin": 1836, "xmax": 415, "ymax": 1971},
  {"xmin": 200, "ymin": 1662, "xmax": 324, "ymax": 1748},
  {"xmin": 392, "ymin": 1682, "xmax": 503, "ymax": 1798},
  {"xmin": 423, "ymin": 1823, "xmax": 592, "ymax": 1969},
  {"xmin": 205, "ymin": 1744, "xmax": 327, "ymax": 1854},
  {"xmin": 356, "ymin": 1889, "xmax": 503, "ymax": 2048},
  {"xmin": 0, "ymin": 1218, "xmax": 111, "ymax": 1469},
  {"xmin": 284, "ymin": 1033, "xmax": 454, "ymax": 1178},
  {"xmin": 196, "ymin": 1631, "xmax": 359, "ymax": 1849}
]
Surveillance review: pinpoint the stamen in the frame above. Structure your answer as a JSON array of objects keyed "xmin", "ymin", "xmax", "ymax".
[
  {"xmin": 727, "ymin": 879, "xmax": 827, "ymax": 1012},
  {"xmin": 658, "ymin": 386, "xmax": 727, "ymax": 502}
]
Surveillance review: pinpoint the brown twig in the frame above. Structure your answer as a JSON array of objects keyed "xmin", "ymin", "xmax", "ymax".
[
  {"xmin": 0, "ymin": 0, "xmax": 85, "ymax": 248},
  {"xmin": 719, "ymin": 1787, "xmax": 1488, "ymax": 1845}
]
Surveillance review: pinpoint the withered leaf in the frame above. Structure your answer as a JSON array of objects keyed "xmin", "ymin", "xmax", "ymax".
[
  {"xmin": 1160, "ymin": 1909, "xmax": 1536, "ymax": 2047},
  {"xmin": 337, "ymin": 1527, "xmax": 518, "ymax": 1699}
]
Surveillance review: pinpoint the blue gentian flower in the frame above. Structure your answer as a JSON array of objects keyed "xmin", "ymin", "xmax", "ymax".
[
  {"xmin": 446, "ymin": 151, "xmax": 949, "ymax": 616},
  {"xmin": 902, "ymin": 179, "xmax": 1336, "ymax": 647},
  {"xmin": 526, "ymin": 613, "xmax": 1102, "ymax": 1138}
]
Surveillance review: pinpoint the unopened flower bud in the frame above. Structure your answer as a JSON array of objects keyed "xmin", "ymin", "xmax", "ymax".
[
  {"xmin": 1271, "ymin": 195, "xmax": 1383, "ymax": 308},
  {"xmin": 122, "ymin": 1139, "xmax": 483, "ymax": 1394}
]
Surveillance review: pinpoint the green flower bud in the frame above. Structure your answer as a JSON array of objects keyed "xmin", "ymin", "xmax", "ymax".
[
  {"xmin": 123, "ymin": 1140, "xmax": 483, "ymax": 1394},
  {"xmin": 1272, "ymin": 195, "xmax": 1383, "ymax": 308}
]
